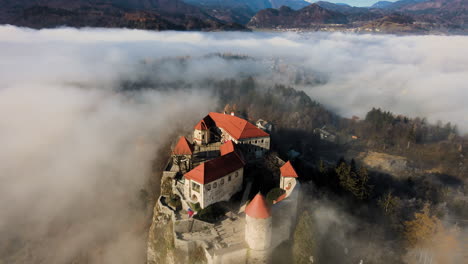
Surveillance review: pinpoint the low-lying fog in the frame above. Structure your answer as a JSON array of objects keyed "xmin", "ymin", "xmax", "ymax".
[{"xmin": 0, "ymin": 25, "xmax": 467, "ymax": 263}]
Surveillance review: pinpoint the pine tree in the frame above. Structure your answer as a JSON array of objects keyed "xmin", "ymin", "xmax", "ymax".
[
  {"xmin": 336, "ymin": 161, "xmax": 358, "ymax": 196},
  {"xmin": 356, "ymin": 166, "xmax": 372, "ymax": 200}
]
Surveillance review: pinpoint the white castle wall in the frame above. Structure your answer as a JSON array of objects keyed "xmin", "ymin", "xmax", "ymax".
[
  {"xmin": 245, "ymin": 215, "xmax": 272, "ymax": 251},
  {"xmin": 202, "ymin": 167, "xmax": 243, "ymax": 208},
  {"xmin": 280, "ymin": 177, "xmax": 297, "ymax": 198},
  {"xmin": 194, "ymin": 129, "xmax": 210, "ymax": 145}
]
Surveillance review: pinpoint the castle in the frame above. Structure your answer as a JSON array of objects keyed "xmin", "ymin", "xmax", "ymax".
[{"xmin": 157, "ymin": 111, "xmax": 300, "ymax": 264}]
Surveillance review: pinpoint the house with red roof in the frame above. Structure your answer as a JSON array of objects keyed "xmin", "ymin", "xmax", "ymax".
[{"xmin": 193, "ymin": 112, "xmax": 270, "ymax": 160}]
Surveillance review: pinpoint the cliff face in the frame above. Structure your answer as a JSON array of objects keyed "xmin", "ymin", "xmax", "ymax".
[{"xmin": 147, "ymin": 202, "xmax": 176, "ymax": 264}]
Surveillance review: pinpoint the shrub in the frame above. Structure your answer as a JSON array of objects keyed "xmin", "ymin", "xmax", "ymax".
[
  {"xmin": 266, "ymin": 188, "xmax": 286, "ymax": 204},
  {"xmin": 195, "ymin": 203, "xmax": 226, "ymax": 223},
  {"xmin": 168, "ymin": 194, "xmax": 182, "ymax": 211}
]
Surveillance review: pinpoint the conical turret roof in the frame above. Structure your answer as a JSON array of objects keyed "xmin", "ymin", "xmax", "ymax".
[
  {"xmin": 280, "ymin": 161, "xmax": 298, "ymax": 178},
  {"xmin": 245, "ymin": 193, "xmax": 271, "ymax": 219},
  {"xmin": 173, "ymin": 136, "xmax": 194, "ymax": 155}
]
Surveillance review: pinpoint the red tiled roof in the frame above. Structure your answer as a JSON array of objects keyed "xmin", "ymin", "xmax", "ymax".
[
  {"xmin": 273, "ymin": 193, "xmax": 287, "ymax": 204},
  {"xmin": 173, "ymin": 136, "xmax": 194, "ymax": 155},
  {"xmin": 194, "ymin": 115, "xmax": 214, "ymax": 131},
  {"xmin": 280, "ymin": 161, "xmax": 298, "ymax": 178},
  {"xmin": 245, "ymin": 193, "xmax": 271, "ymax": 219},
  {"xmin": 184, "ymin": 152, "xmax": 245, "ymax": 184},
  {"xmin": 208, "ymin": 112, "xmax": 269, "ymax": 140},
  {"xmin": 220, "ymin": 140, "xmax": 236, "ymax": 156},
  {"xmin": 194, "ymin": 120, "xmax": 207, "ymax": 130},
  {"xmin": 220, "ymin": 140, "xmax": 246, "ymax": 164}
]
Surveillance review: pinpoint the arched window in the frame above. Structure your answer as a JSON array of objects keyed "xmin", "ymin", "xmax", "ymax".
[
  {"xmin": 235, "ymin": 172, "xmax": 239, "ymax": 177},
  {"xmin": 221, "ymin": 179, "xmax": 224, "ymax": 185},
  {"xmin": 206, "ymin": 184, "xmax": 211, "ymax": 191},
  {"xmin": 213, "ymin": 182, "xmax": 218, "ymax": 188}
]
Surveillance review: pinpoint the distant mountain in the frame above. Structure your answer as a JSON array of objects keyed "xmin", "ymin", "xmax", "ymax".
[
  {"xmin": 360, "ymin": 13, "xmax": 426, "ymax": 32},
  {"xmin": 0, "ymin": 0, "xmax": 466, "ymax": 32},
  {"xmin": 182, "ymin": 0, "xmax": 310, "ymax": 11},
  {"xmin": 248, "ymin": 4, "xmax": 348, "ymax": 28},
  {"xmin": 0, "ymin": 0, "xmax": 248, "ymax": 30},
  {"xmin": 396, "ymin": 0, "xmax": 468, "ymax": 28},
  {"xmin": 315, "ymin": 1, "xmax": 384, "ymax": 21},
  {"xmin": 371, "ymin": 0, "xmax": 467, "ymax": 29},
  {"xmin": 371, "ymin": 1, "xmax": 394, "ymax": 8},
  {"xmin": 247, "ymin": 0, "xmax": 467, "ymax": 33},
  {"xmin": 371, "ymin": 0, "xmax": 429, "ymax": 9},
  {"xmin": 398, "ymin": 0, "xmax": 466, "ymax": 12},
  {"xmin": 182, "ymin": 0, "xmax": 271, "ymax": 12},
  {"xmin": 180, "ymin": 0, "xmax": 311, "ymax": 24},
  {"xmin": 270, "ymin": 0, "xmax": 311, "ymax": 9}
]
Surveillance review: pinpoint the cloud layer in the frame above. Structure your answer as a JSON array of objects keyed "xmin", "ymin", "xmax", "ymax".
[
  {"xmin": 0, "ymin": 25, "xmax": 467, "ymax": 263},
  {"xmin": 4, "ymin": 26, "xmax": 467, "ymax": 130}
]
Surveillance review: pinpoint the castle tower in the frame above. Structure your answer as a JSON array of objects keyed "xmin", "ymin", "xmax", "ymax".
[
  {"xmin": 280, "ymin": 161, "xmax": 298, "ymax": 198},
  {"xmin": 245, "ymin": 193, "xmax": 272, "ymax": 251},
  {"xmin": 193, "ymin": 119, "xmax": 210, "ymax": 145}
]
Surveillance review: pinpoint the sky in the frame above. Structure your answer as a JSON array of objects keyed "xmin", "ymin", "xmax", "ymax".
[
  {"xmin": 309, "ymin": 0, "xmax": 398, "ymax": 7},
  {"xmin": 0, "ymin": 26, "xmax": 467, "ymax": 263}
]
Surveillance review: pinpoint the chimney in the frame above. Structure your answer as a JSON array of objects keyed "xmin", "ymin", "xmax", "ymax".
[{"xmin": 231, "ymin": 112, "xmax": 235, "ymax": 116}]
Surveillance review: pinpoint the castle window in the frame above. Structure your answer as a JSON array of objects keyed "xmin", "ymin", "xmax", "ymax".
[
  {"xmin": 228, "ymin": 176, "xmax": 231, "ymax": 181},
  {"xmin": 235, "ymin": 172, "xmax": 239, "ymax": 177},
  {"xmin": 192, "ymin": 182, "xmax": 200, "ymax": 193},
  {"xmin": 213, "ymin": 182, "xmax": 218, "ymax": 188},
  {"xmin": 206, "ymin": 184, "xmax": 211, "ymax": 191},
  {"xmin": 255, "ymin": 140, "xmax": 258, "ymax": 143},
  {"xmin": 261, "ymin": 139, "xmax": 264, "ymax": 143},
  {"xmin": 221, "ymin": 179, "xmax": 224, "ymax": 185}
]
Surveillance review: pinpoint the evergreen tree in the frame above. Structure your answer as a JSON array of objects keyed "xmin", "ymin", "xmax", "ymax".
[
  {"xmin": 356, "ymin": 166, "xmax": 372, "ymax": 200},
  {"xmin": 336, "ymin": 161, "xmax": 358, "ymax": 196}
]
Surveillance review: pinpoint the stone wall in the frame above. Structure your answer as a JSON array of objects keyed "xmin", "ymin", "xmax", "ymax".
[
  {"xmin": 206, "ymin": 244, "xmax": 248, "ymax": 264},
  {"xmin": 238, "ymin": 136, "xmax": 270, "ymax": 160},
  {"xmin": 174, "ymin": 218, "xmax": 214, "ymax": 233}
]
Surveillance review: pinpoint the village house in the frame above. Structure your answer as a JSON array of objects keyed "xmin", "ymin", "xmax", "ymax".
[{"xmin": 256, "ymin": 119, "xmax": 273, "ymax": 133}]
